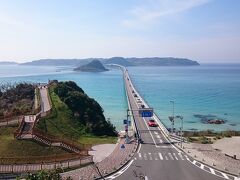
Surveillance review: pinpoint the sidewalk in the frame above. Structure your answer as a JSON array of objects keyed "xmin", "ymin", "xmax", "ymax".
[
  {"xmin": 61, "ymin": 138, "xmax": 138, "ymax": 180},
  {"xmin": 0, "ymin": 116, "xmax": 22, "ymax": 127},
  {"xmin": 176, "ymin": 140, "xmax": 240, "ymax": 176}
]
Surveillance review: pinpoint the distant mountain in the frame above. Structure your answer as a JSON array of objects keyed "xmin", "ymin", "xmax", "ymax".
[
  {"xmin": 20, "ymin": 57, "xmax": 199, "ymax": 67},
  {"xmin": 21, "ymin": 59, "xmax": 94, "ymax": 66},
  {"xmin": 104, "ymin": 57, "xmax": 134, "ymax": 66},
  {"xmin": 126, "ymin": 57, "xmax": 199, "ymax": 66},
  {"xmin": 0, "ymin": 61, "xmax": 18, "ymax": 65},
  {"xmin": 74, "ymin": 60, "xmax": 108, "ymax": 72}
]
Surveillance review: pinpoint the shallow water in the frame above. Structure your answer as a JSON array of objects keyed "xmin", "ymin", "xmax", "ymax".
[{"xmin": 0, "ymin": 64, "xmax": 239, "ymax": 131}]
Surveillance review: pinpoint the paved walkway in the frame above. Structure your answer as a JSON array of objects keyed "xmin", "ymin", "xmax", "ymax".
[
  {"xmin": 39, "ymin": 86, "xmax": 51, "ymax": 112},
  {"xmin": 212, "ymin": 136, "xmax": 240, "ymax": 159},
  {"xmin": 0, "ymin": 117, "xmax": 22, "ymax": 127},
  {"xmin": 178, "ymin": 140, "xmax": 240, "ymax": 176},
  {"xmin": 89, "ymin": 143, "xmax": 118, "ymax": 163},
  {"xmin": 61, "ymin": 138, "xmax": 138, "ymax": 180}
]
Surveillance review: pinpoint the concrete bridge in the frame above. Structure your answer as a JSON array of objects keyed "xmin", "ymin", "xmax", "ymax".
[{"xmin": 106, "ymin": 64, "xmax": 238, "ymax": 180}]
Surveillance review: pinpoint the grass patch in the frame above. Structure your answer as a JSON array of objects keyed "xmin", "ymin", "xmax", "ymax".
[
  {"xmin": 78, "ymin": 135, "xmax": 117, "ymax": 145},
  {"xmin": 0, "ymin": 126, "xmax": 68, "ymax": 158}
]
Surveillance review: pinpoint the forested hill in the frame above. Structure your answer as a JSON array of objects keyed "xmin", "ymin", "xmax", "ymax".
[
  {"xmin": 74, "ymin": 60, "xmax": 108, "ymax": 72},
  {"xmin": 53, "ymin": 81, "xmax": 117, "ymax": 136},
  {"xmin": 20, "ymin": 57, "xmax": 199, "ymax": 67}
]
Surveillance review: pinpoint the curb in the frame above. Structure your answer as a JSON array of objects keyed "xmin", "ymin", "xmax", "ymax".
[
  {"xmin": 97, "ymin": 141, "xmax": 139, "ymax": 180},
  {"xmin": 173, "ymin": 143, "xmax": 239, "ymax": 177}
]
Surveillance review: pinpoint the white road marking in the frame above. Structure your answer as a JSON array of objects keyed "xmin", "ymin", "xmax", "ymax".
[
  {"xmin": 137, "ymin": 143, "xmax": 141, "ymax": 153},
  {"xmin": 173, "ymin": 153, "xmax": 178, "ymax": 160},
  {"xmin": 154, "ymin": 153, "xmax": 158, "ymax": 160},
  {"xmin": 156, "ymin": 135, "xmax": 161, "ymax": 138},
  {"xmin": 142, "ymin": 117, "xmax": 160, "ymax": 148},
  {"xmin": 200, "ymin": 164, "xmax": 204, "ymax": 169},
  {"xmin": 185, "ymin": 155, "xmax": 190, "ymax": 161},
  {"xmin": 192, "ymin": 160, "xmax": 197, "ymax": 165},
  {"xmin": 154, "ymin": 131, "xmax": 158, "ymax": 135},
  {"xmin": 168, "ymin": 153, "xmax": 174, "ymax": 160},
  {"xmin": 105, "ymin": 159, "xmax": 134, "ymax": 180},
  {"xmin": 148, "ymin": 153, "xmax": 153, "ymax": 160},
  {"xmin": 158, "ymin": 153, "xmax": 163, "ymax": 160},
  {"xmin": 130, "ymin": 87, "xmax": 159, "ymax": 148},
  {"xmin": 138, "ymin": 153, "xmax": 142, "ymax": 159},
  {"xmin": 221, "ymin": 172, "xmax": 229, "ymax": 179},
  {"xmin": 144, "ymin": 153, "xmax": 147, "ymax": 160},
  {"xmin": 209, "ymin": 168, "xmax": 216, "ymax": 175},
  {"xmin": 178, "ymin": 153, "xmax": 184, "ymax": 160}
]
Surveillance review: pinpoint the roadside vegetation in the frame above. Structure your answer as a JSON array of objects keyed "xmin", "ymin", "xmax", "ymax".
[
  {"xmin": 184, "ymin": 130, "xmax": 240, "ymax": 144},
  {"xmin": 0, "ymin": 83, "xmax": 35, "ymax": 119},
  {"xmin": 0, "ymin": 125, "xmax": 68, "ymax": 160},
  {"xmin": 37, "ymin": 81, "xmax": 117, "ymax": 145}
]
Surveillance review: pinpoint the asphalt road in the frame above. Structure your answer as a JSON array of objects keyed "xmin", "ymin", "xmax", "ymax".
[{"xmin": 114, "ymin": 68, "xmax": 229, "ymax": 180}]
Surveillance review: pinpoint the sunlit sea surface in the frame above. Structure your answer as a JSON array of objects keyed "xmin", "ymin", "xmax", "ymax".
[{"xmin": 0, "ymin": 64, "xmax": 239, "ymax": 131}]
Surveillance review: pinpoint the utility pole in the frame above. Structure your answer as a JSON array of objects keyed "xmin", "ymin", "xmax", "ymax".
[
  {"xmin": 170, "ymin": 100, "xmax": 175, "ymax": 134},
  {"xmin": 179, "ymin": 116, "xmax": 183, "ymax": 148},
  {"xmin": 125, "ymin": 109, "xmax": 130, "ymax": 144}
]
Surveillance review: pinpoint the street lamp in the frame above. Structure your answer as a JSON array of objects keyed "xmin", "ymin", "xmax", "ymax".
[
  {"xmin": 178, "ymin": 116, "xmax": 184, "ymax": 148},
  {"xmin": 169, "ymin": 100, "xmax": 175, "ymax": 134}
]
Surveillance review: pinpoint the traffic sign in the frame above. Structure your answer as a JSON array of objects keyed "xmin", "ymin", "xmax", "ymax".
[
  {"xmin": 123, "ymin": 119, "xmax": 128, "ymax": 124},
  {"xmin": 141, "ymin": 111, "xmax": 152, "ymax": 117},
  {"xmin": 138, "ymin": 108, "xmax": 153, "ymax": 117}
]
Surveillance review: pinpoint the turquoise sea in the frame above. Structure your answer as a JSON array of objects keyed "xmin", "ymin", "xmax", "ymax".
[{"xmin": 0, "ymin": 64, "xmax": 240, "ymax": 131}]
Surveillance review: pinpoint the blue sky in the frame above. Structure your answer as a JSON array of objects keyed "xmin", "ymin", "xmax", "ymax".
[{"xmin": 0, "ymin": 0, "xmax": 239, "ymax": 63}]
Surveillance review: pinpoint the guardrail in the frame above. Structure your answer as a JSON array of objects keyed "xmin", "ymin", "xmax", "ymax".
[{"xmin": 109, "ymin": 64, "xmax": 171, "ymax": 139}]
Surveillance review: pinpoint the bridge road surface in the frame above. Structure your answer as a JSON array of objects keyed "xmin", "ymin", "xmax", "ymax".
[{"xmin": 115, "ymin": 68, "xmax": 224, "ymax": 180}]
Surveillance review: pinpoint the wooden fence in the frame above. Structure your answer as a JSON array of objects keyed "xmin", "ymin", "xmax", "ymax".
[{"xmin": 0, "ymin": 155, "xmax": 93, "ymax": 173}]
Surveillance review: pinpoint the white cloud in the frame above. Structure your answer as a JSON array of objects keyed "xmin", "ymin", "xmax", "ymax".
[{"xmin": 122, "ymin": 0, "xmax": 212, "ymax": 27}]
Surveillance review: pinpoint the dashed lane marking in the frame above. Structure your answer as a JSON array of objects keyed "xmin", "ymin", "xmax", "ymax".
[
  {"xmin": 178, "ymin": 153, "xmax": 184, "ymax": 160},
  {"xmin": 158, "ymin": 153, "xmax": 163, "ymax": 160},
  {"xmin": 185, "ymin": 155, "xmax": 238, "ymax": 180},
  {"xmin": 148, "ymin": 153, "xmax": 153, "ymax": 160},
  {"xmin": 138, "ymin": 153, "xmax": 142, "ymax": 160},
  {"xmin": 168, "ymin": 153, "xmax": 174, "ymax": 160},
  {"xmin": 173, "ymin": 153, "xmax": 178, "ymax": 160}
]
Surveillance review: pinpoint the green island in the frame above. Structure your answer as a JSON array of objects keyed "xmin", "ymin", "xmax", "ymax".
[{"xmin": 0, "ymin": 81, "xmax": 117, "ymax": 163}]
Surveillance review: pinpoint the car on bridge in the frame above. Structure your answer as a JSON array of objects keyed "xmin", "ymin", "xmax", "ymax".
[{"xmin": 148, "ymin": 119, "xmax": 158, "ymax": 127}]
